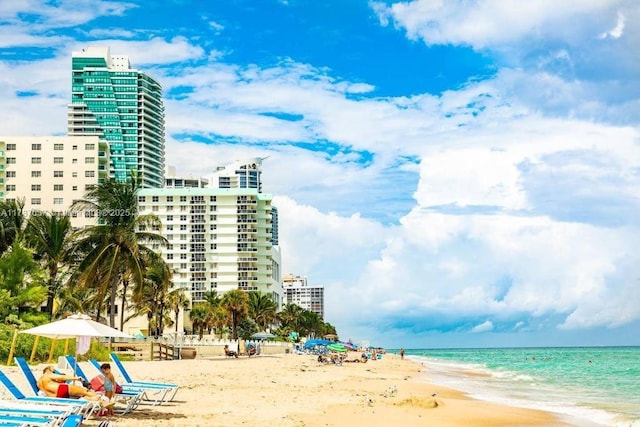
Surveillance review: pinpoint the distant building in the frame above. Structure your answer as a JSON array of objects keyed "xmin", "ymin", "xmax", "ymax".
[
  {"xmin": 283, "ymin": 274, "xmax": 325, "ymax": 319},
  {"xmin": 138, "ymin": 159, "xmax": 283, "ymax": 307},
  {"xmin": 0, "ymin": 135, "xmax": 109, "ymax": 228},
  {"xmin": 68, "ymin": 46, "xmax": 165, "ymax": 188}
]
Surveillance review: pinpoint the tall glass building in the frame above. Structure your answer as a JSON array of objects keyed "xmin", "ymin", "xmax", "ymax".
[{"xmin": 67, "ymin": 46, "xmax": 165, "ymax": 188}]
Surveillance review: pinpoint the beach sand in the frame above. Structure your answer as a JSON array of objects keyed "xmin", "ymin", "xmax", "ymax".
[{"xmin": 1, "ymin": 354, "xmax": 569, "ymax": 426}]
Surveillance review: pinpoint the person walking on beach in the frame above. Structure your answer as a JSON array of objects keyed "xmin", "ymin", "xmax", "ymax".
[{"xmin": 400, "ymin": 348, "xmax": 405, "ymax": 359}]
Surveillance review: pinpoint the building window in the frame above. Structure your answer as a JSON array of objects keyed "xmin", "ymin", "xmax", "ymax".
[
  {"xmin": 167, "ymin": 215, "xmax": 173, "ymax": 221},
  {"xmin": 138, "ymin": 196, "xmax": 146, "ymax": 202},
  {"xmin": 167, "ymin": 196, "xmax": 173, "ymax": 202},
  {"xmin": 31, "ymin": 157, "xmax": 41, "ymax": 164},
  {"xmin": 31, "ymin": 198, "xmax": 41, "ymax": 205},
  {"xmin": 85, "ymin": 171, "xmax": 95, "ymax": 177},
  {"xmin": 31, "ymin": 171, "xmax": 41, "ymax": 178},
  {"xmin": 85, "ymin": 157, "xmax": 95, "ymax": 164},
  {"xmin": 180, "ymin": 215, "xmax": 187, "ymax": 221},
  {"xmin": 31, "ymin": 143, "xmax": 41, "ymax": 150},
  {"xmin": 6, "ymin": 185, "xmax": 16, "ymax": 191},
  {"xmin": 167, "ymin": 254, "xmax": 173, "ymax": 260},
  {"xmin": 6, "ymin": 144, "xmax": 16, "ymax": 150},
  {"xmin": 167, "ymin": 225, "xmax": 173, "ymax": 231},
  {"xmin": 54, "ymin": 157, "xmax": 63, "ymax": 164},
  {"xmin": 54, "ymin": 143, "xmax": 64, "ymax": 150},
  {"xmin": 7, "ymin": 158, "xmax": 16, "ymax": 164},
  {"xmin": 85, "ymin": 143, "xmax": 95, "ymax": 150},
  {"xmin": 72, "ymin": 145, "xmax": 77, "ymax": 150},
  {"xmin": 180, "ymin": 253, "xmax": 187, "ymax": 260},
  {"xmin": 54, "ymin": 184, "xmax": 63, "ymax": 191},
  {"xmin": 72, "ymin": 159, "xmax": 78, "ymax": 164},
  {"xmin": 152, "ymin": 196, "xmax": 159, "ymax": 202},
  {"xmin": 72, "ymin": 186, "xmax": 78, "ymax": 191},
  {"xmin": 180, "ymin": 224, "xmax": 187, "ymax": 231},
  {"xmin": 180, "ymin": 244, "xmax": 187, "ymax": 250},
  {"xmin": 53, "ymin": 171, "xmax": 64, "ymax": 178},
  {"xmin": 167, "ymin": 206, "xmax": 173, "ymax": 211},
  {"xmin": 53, "ymin": 198, "xmax": 64, "ymax": 205},
  {"xmin": 31, "ymin": 184, "xmax": 41, "ymax": 191},
  {"xmin": 6, "ymin": 171, "xmax": 15, "ymax": 178},
  {"xmin": 180, "ymin": 196, "xmax": 186, "ymax": 202},
  {"xmin": 152, "ymin": 206, "xmax": 158, "ymax": 211},
  {"xmin": 72, "ymin": 172, "xmax": 78, "ymax": 178}
]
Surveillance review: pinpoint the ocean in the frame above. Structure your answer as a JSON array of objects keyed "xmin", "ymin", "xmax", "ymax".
[{"xmin": 396, "ymin": 347, "xmax": 639, "ymax": 426}]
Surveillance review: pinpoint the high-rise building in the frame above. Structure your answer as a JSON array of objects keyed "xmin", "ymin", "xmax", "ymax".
[
  {"xmin": 68, "ymin": 46, "xmax": 165, "ymax": 188},
  {"xmin": 138, "ymin": 160, "xmax": 283, "ymax": 309},
  {"xmin": 283, "ymin": 274, "xmax": 325, "ymax": 319},
  {"xmin": 0, "ymin": 135, "xmax": 109, "ymax": 228}
]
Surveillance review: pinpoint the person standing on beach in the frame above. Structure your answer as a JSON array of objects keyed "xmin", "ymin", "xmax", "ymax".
[{"xmin": 400, "ymin": 348, "xmax": 405, "ymax": 359}]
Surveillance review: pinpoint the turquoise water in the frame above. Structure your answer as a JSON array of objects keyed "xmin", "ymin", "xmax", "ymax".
[{"xmin": 396, "ymin": 347, "xmax": 639, "ymax": 426}]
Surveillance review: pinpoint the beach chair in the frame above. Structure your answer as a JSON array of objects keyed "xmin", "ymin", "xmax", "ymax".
[
  {"xmin": 108, "ymin": 353, "xmax": 179, "ymax": 402},
  {"xmin": 0, "ymin": 405, "xmax": 81, "ymax": 427},
  {"xmin": 88, "ymin": 359, "xmax": 170, "ymax": 406},
  {"xmin": 62, "ymin": 356, "xmax": 142, "ymax": 414},
  {"xmin": 7, "ymin": 362, "xmax": 96, "ymax": 417}
]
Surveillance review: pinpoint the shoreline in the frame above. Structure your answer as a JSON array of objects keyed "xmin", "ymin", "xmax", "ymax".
[{"xmin": 0, "ymin": 354, "xmax": 573, "ymax": 426}]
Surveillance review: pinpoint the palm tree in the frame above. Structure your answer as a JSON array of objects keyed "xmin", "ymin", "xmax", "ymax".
[
  {"xmin": 189, "ymin": 303, "xmax": 210, "ymax": 339},
  {"xmin": 71, "ymin": 174, "xmax": 167, "ymax": 328},
  {"xmin": 23, "ymin": 212, "xmax": 74, "ymax": 319},
  {"xmin": 211, "ymin": 305, "xmax": 229, "ymax": 338},
  {"xmin": 220, "ymin": 289, "xmax": 248, "ymax": 340},
  {"xmin": 247, "ymin": 292, "xmax": 277, "ymax": 331},
  {"xmin": 166, "ymin": 288, "xmax": 189, "ymax": 334},
  {"xmin": 278, "ymin": 303, "xmax": 304, "ymax": 332},
  {"xmin": 0, "ymin": 198, "xmax": 26, "ymax": 255}
]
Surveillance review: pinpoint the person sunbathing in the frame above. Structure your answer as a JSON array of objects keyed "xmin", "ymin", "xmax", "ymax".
[
  {"xmin": 37, "ymin": 366, "xmax": 110, "ymax": 404},
  {"xmin": 224, "ymin": 345, "xmax": 238, "ymax": 358}
]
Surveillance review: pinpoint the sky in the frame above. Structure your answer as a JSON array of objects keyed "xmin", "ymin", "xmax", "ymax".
[{"xmin": 1, "ymin": 0, "xmax": 639, "ymax": 348}]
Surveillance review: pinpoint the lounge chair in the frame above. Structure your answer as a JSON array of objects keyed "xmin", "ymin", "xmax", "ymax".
[
  {"xmin": 2, "ymin": 366, "xmax": 96, "ymax": 417},
  {"xmin": 108, "ymin": 353, "xmax": 178, "ymax": 402},
  {"xmin": 62, "ymin": 356, "xmax": 142, "ymax": 414},
  {"xmin": 0, "ymin": 405, "xmax": 82, "ymax": 426},
  {"xmin": 88, "ymin": 357, "xmax": 174, "ymax": 405}
]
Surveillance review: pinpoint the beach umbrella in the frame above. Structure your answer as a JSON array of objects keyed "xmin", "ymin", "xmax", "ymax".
[
  {"xmin": 21, "ymin": 313, "xmax": 133, "ymax": 340},
  {"xmin": 250, "ymin": 331, "xmax": 276, "ymax": 340},
  {"xmin": 327, "ymin": 343, "xmax": 347, "ymax": 353},
  {"xmin": 20, "ymin": 313, "xmax": 132, "ymax": 374}
]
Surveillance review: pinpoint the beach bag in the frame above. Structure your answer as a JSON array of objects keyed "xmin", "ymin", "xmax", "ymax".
[
  {"xmin": 90, "ymin": 375, "xmax": 105, "ymax": 392},
  {"xmin": 56, "ymin": 383, "xmax": 70, "ymax": 398},
  {"xmin": 115, "ymin": 383, "xmax": 123, "ymax": 394}
]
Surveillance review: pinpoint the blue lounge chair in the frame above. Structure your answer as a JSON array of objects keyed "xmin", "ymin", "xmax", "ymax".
[
  {"xmin": 88, "ymin": 358, "xmax": 171, "ymax": 406},
  {"xmin": 5, "ymin": 363, "xmax": 96, "ymax": 417},
  {"xmin": 62, "ymin": 356, "xmax": 142, "ymax": 414},
  {"xmin": 108, "ymin": 353, "xmax": 179, "ymax": 402}
]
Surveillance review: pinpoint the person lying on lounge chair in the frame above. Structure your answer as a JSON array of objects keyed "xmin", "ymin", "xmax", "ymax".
[
  {"xmin": 37, "ymin": 366, "xmax": 112, "ymax": 406},
  {"xmin": 247, "ymin": 344, "xmax": 257, "ymax": 357},
  {"xmin": 224, "ymin": 345, "xmax": 238, "ymax": 358}
]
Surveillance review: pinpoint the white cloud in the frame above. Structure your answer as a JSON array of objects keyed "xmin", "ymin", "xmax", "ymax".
[
  {"xmin": 472, "ymin": 321, "xmax": 494, "ymax": 333},
  {"xmin": 599, "ymin": 11, "xmax": 626, "ymax": 39}
]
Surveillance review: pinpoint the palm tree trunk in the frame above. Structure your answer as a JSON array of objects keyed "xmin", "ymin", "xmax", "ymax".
[
  {"xmin": 119, "ymin": 279, "xmax": 129, "ymax": 331},
  {"xmin": 109, "ymin": 282, "xmax": 118, "ymax": 328}
]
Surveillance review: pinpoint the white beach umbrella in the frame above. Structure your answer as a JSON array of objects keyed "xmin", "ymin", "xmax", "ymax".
[
  {"xmin": 21, "ymin": 313, "xmax": 132, "ymax": 340},
  {"xmin": 20, "ymin": 313, "xmax": 132, "ymax": 376}
]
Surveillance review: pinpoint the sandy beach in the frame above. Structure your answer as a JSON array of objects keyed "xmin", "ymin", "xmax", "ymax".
[{"xmin": 0, "ymin": 353, "xmax": 569, "ymax": 427}]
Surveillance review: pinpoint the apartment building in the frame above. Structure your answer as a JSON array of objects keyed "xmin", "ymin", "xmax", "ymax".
[
  {"xmin": 68, "ymin": 46, "xmax": 165, "ymax": 188},
  {"xmin": 283, "ymin": 274, "xmax": 325, "ymax": 319},
  {"xmin": 138, "ymin": 160, "xmax": 283, "ymax": 312},
  {"xmin": 0, "ymin": 135, "xmax": 109, "ymax": 227}
]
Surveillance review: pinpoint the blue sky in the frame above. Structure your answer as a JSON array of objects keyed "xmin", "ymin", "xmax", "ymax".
[{"xmin": 1, "ymin": 0, "xmax": 639, "ymax": 348}]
